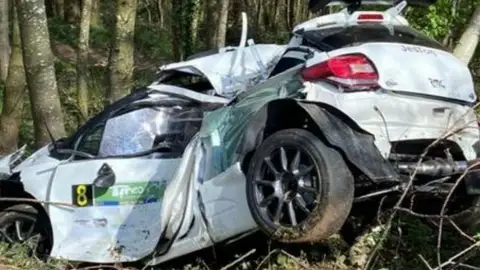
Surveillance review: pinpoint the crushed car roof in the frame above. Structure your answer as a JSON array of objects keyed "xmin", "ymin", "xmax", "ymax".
[{"xmin": 157, "ymin": 44, "xmax": 287, "ymax": 97}]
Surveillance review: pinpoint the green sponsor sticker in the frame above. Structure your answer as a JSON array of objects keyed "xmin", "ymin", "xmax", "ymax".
[{"xmin": 93, "ymin": 181, "xmax": 167, "ymax": 206}]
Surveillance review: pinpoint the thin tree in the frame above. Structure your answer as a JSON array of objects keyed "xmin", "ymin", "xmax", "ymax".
[
  {"xmin": 77, "ymin": 0, "xmax": 92, "ymax": 122},
  {"xmin": 55, "ymin": 0, "xmax": 64, "ymax": 19},
  {"xmin": 216, "ymin": 0, "xmax": 230, "ymax": 48},
  {"xmin": 65, "ymin": 0, "xmax": 80, "ymax": 23},
  {"xmin": 453, "ymin": 6, "xmax": 480, "ymax": 64},
  {"xmin": 0, "ymin": 2, "xmax": 25, "ymax": 154},
  {"xmin": 190, "ymin": 0, "xmax": 201, "ymax": 48},
  {"xmin": 106, "ymin": 0, "xmax": 138, "ymax": 104},
  {"xmin": 205, "ymin": 0, "xmax": 218, "ymax": 48},
  {"xmin": 0, "ymin": 0, "xmax": 9, "ymax": 82},
  {"xmin": 16, "ymin": 0, "xmax": 66, "ymax": 148},
  {"xmin": 90, "ymin": 0, "xmax": 101, "ymax": 27}
]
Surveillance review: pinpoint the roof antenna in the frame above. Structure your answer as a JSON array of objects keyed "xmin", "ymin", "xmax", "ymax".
[{"xmin": 41, "ymin": 112, "xmax": 59, "ymax": 151}]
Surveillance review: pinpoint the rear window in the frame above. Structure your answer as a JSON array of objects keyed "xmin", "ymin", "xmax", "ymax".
[{"xmin": 301, "ymin": 24, "xmax": 447, "ymax": 52}]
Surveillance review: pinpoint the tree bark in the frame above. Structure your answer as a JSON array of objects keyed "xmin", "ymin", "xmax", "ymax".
[
  {"xmin": 16, "ymin": 0, "xmax": 66, "ymax": 148},
  {"xmin": 171, "ymin": 0, "xmax": 196, "ymax": 60},
  {"xmin": 453, "ymin": 6, "xmax": 480, "ymax": 64},
  {"xmin": 171, "ymin": 0, "xmax": 182, "ymax": 61},
  {"xmin": 65, "ymin": 0, "xmax": 80, "ymax": 23},
  {"xmin": 270, "ymin": 0, "xmax": 280, "ymax": 30},
  {"xmin": 90, "ymin": 0, "xmax": 101, "ymax": 27},
  {"xmin": 156, "ymin": 0, "xmax": 163, "ymax": 28},
  {"xmin": 55, "ymin": 0, "xmax": 64, "ymax": 19},
  {"xmin": 215, "ymin": 0, "xmax": 230, "ymax": 48},
  {"xmin": 190, "ymin": 0, "xmax": 201, "ymax": 49},
  {"xmin": 0, "ymin": 2, "xmax": 25, "ymax": 155},
  {"xmin": 205, "ymin": 0, "xmax": 217, "ymax": 48},
  {"xmin": 106, "ymin": 0, "xmax": 138, "ymax": 105},
  {"xmin": 77, "ymin": 0, "xmax": 92, "ymax": 122},
  {"xmin": 0, "ymin": 0, "xmax": 9, "ymax": 82}
]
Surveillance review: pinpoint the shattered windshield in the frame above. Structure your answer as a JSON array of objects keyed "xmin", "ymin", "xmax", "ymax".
[{"xmin": 92, "ymin": 106, "xmax": 202, "ymax": 157}]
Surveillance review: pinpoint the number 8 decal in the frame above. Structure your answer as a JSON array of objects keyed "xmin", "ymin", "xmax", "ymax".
[
  {"xmin": 72, "ymin": 184, "xmax": 92, "ymax": 206},
  {"xmin": 76, "ymin": 185, "xmax": 88, "ymax": 206}
]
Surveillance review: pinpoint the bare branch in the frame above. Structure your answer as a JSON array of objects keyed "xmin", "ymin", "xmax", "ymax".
[
  {"xmin": 437, "ymin": 161, "xmax": 480, "ymax": 266},
  {"xmin": 364, "ymin": 102, "xmax": 480, "ymax": 269},
  {"xmin": 220, "ymin": 249, "xmax": 256, "ymax": 270},
  {"xmin": 419, "ymin": 254, "xmax": 434, "ymax": 270},
  {"xmin": 432, "ymin": 242, "xmax": 480, "ymax": 270}
]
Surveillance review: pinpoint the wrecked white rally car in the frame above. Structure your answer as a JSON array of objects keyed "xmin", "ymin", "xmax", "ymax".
[{"xmin": 0, "ymin": 0, "xmax": 480, "ymax": 267}]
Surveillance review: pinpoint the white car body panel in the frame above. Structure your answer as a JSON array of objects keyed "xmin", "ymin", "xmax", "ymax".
[
  {"xmin": 305, "ymin": 85, "xmax": 479, "ymax": 159},
  {"xmin": 47, "ymin": 158, "xmax": 178, "ymax": 262},
  {"xmin": 324, "ymin": 43, "xmax": 476, "ymax": 103}
]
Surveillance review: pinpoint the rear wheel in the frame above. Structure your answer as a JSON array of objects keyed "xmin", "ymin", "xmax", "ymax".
[
  {"xmin": 246, "ymin": 129, "xmax": 354, "ymax": 243},
  {"xmin": 0, "ymin": 204, "xmax": 51, "ymax": 258}
]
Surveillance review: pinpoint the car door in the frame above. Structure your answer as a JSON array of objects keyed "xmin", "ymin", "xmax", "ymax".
[{"xmin": 46, "ymin": 108, "xmax": 182, "ymax": 263}]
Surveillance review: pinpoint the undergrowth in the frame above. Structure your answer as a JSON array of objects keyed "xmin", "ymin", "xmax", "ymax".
[{"xmin": 0, "ymin": 215, "xmax": 478, "ymax": 270}]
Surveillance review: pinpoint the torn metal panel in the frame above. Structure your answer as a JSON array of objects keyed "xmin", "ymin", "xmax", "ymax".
[
  {"xmin": 48, "ymin": 158, "xmax": 179, "ymax": 263},
  {"xmin": 199, "ymin": 66, "xmax": 305, "ymax": 177},
  {"xmin": 159, "ymin": 44, "xmax": 286, "ymax": 97}
]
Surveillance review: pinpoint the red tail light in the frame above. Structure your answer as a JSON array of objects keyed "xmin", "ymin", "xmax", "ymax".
[
  {"xmin": 357, "ymin": 13, "xmax": 384, "ymax": 23},
  {"xmin": 301, "ymin": 54, "xmax": 379, "ymax": 90}
]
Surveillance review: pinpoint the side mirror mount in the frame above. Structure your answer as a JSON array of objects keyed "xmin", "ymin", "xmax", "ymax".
[{"xmin": 93, "ymin": 163, "xmax": 116, "ymax": 188}]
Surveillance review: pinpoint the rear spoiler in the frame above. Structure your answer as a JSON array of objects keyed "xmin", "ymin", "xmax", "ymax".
[{"xmin": 308, "ymin": 0, "xmax": 437, "ymax": 12}]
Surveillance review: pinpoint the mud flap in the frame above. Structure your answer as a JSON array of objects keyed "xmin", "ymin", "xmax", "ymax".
[
  {"xmin": 297, "ymin": 102, "xmax": 397, "ymax": 182},
  {"xmin": 239, "ymin": 99, "xmax": 398, "ymax": 183}
]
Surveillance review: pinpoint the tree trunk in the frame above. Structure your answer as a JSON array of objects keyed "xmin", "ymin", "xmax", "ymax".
[
  {"xmin": 106, "ymin": 0, "xmax": 137, "ymax": 105},
  {"xmin": 171, "ymin": 0, "xmax": 182, "ymax": 61},
  {"xmin": 171, "ymin": 0, "xmax": 196, "ymax": 60},
  {"xmin": 270, "ymin": 0, "xmax": 280, "ymax": 30},
  {"xmin": 90, "ymin": 0, "xmax": 101, "ymax": 27},
  {"xmin": 55, "ymin": 0, "xmax": 64, "ymax": 19},
  {"xmin": 0, "ymin": 2, "xmax": 25, "ymax": 155},
  {"xmin": 205, "ymin": 0, "xmax": 217, "ymax": 48},
  {"xmin": 77, "ymin": 0, "xmax": 92, "ymax": 122},
  {"xmin": 254, "ymin": 0, "xmax": 262, "ymax": 32},
  {"xmin": 190, "ymin": 0, "xmax": 201, "ymax": 49},
  {"xmin": 16, "ymin": 0, "xmax": 66, "ymax": 148},
  {"xmin": 453, "ymin": 6, "xmax": 480, "ymax": 64},
  {"xmin": 0, "ymin": 0, "xmax": 9, "ymax": 83},
  {"xmin": 65, "ymin": 0, "xmax": 80, "ymax": 23},
  {"xmin": 215, "ymin": 0, "xmax": 230, "ymax": 48},
  {"xmin": 295, "ymin": 0, "xmax": 303, "ymax": 25},
  {"xmin": 156, "ymin": 0, "xmax": 163, "ymax": 28}
]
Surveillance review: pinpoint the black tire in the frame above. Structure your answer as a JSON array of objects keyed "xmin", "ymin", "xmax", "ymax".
[
  {"xmin": 0, "ymin": 204, "xmax": 51, "ymax": 257},
  {"xmin": 246, "ymin": 128, "xmax": 354, "ymax": 243}
]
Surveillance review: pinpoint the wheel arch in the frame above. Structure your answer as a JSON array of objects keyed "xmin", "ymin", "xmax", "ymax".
[
  {"xmin": 239, "ymin": 99, "xmax": 398, "ymax": 183},
  {"xmin": 0, "ymin": 176, "xmax": 54, "ymax": 247}
]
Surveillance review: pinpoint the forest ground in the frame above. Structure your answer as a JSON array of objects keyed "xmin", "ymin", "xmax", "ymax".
[{"xmin": 0, "ymin": 215, "xmax": 478, "ymax": 270}]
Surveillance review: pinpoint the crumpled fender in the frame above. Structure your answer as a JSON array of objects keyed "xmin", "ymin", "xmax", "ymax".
[
  {"xmin": 0, "ymin": 145, "xmax": 27, "ymax": 179},
  {"xmin": 238, "ymin": 99, "xmax": 398, "ymax": 183}
]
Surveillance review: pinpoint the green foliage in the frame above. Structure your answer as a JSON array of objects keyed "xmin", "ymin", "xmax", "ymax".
[
  {"xmin": 373, "ymin": 216, "xmax": 480, "ymax": 269},
  {"xmin": 134, "ymin": 24, "xmax": 172, "ymax": 61},
  {"xmin": 0, "ymin": 241, "xmax": 69, "ymax": 270},
  {"xmin": 89, "ymin": 25, "xmax": 112, "ymax": 50},
  {"xmin": 48, "ymin": 17, "xmax": 78, "ymax": 47}
]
